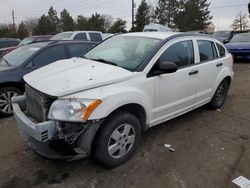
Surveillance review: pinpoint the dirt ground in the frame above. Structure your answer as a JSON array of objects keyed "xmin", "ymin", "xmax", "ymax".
[{"xmin": 0, "ymin": 63, "xmax": 250, "ymax": 188}]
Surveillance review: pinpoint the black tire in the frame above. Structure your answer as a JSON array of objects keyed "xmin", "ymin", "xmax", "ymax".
[
  {"xmin": 93, "ymin": 111, "xmax": 141, "ymax": 168},
  {"xmin": 209, "ymin": 79, "xmax": 229, "ymax": 109},
  {"xmin": 0, "ymin": 86, "xmax": 22, "ymax": 117}
]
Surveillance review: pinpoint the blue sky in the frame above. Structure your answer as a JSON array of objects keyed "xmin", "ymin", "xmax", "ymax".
[{"xmin": 0, "ymin": 0, "xmax": 249, "ymax": 30}]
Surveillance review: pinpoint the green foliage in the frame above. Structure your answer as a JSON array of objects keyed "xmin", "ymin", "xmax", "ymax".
[
  {"xmin": 154, "ymin": 0, "xmax": 178, "ymax": 28},
  {"xmin": 60, "ymin": 9, "xmax": 75, "ymax": 31},
  {"xmin": 34, "ymin": 15, "xmax": 52, "ymax": 35},
  {"xmin": 17, "ymin": 22, "xmax": 29, "ymax": 39},
  {"xmin": 174, "ymin": 0, "xmax": 212, "ymax": 31},
  {"xmin": 134, "ymin": 0, "xmax": 151, "ymax": 32},
  {"xmin": 75, "ymin": 15, "xmax": 89, "ymax": 30},
  {"xmin": 0, "ymin": 24, "xmax": 17, "ymax": 38},
  {"xmin": 87, "ymin": 13, "xmax": 106, "ymax": 32},
  {"xmin": 108, "ymin": 18, "xmax": 127, "ymax": 33},
  {"xmin": 48, "ymin": 6, "xmax": 60, "ymax": 33}
]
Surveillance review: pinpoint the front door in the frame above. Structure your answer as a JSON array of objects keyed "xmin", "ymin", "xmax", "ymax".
[{"xmin": 151, "ymin": 39, "xmax": 198, "ymax": 126}]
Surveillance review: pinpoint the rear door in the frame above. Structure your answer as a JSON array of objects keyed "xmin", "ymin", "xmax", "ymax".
[{"xmin": 194, "ymin": 39, "xmax": 222, "ymax": 107}]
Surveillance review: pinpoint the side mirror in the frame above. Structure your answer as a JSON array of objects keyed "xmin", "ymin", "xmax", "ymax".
[
  {"xmin": 158, "ymin": 61, "xmax": 178, "ymax": 74},
  {"xmin": 148, "ymin": 61, "xmax": 178, "ymax": 77}
]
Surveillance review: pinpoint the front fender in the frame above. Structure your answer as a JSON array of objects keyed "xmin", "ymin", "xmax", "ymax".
[{"xmin": 88, "ymin": 86, "xmax": 153, "ymax": 124}]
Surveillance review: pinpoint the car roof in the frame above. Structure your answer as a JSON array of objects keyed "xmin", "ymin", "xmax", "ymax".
[
  {"xmin": 0, "ymin": 38, "xmax": 20, "ymax": 41},
  {"xmin": 27, "ymin": 40, "xmax": 97, "ymax": 47},
  {"xmin": 121, "ymin": 32, "xmax": 177, "ymax": 40}
]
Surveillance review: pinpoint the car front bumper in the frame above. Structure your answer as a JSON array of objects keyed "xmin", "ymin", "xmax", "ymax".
[{"xmin": 12, "ymin": 95, "xmax": 103, "ymax": 160}]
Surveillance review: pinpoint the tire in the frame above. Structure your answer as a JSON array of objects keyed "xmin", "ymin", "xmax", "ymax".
[
  {"xmin": 93, "ymin": 111, "xmax": 141, "ymax": 168},
  {"xmin": 0, "ymin": 86, "xmax": 22, "ymax": 117},
  {"xmin": 209, "ymin": 79, "xmax": 229, "ymax": 109}
]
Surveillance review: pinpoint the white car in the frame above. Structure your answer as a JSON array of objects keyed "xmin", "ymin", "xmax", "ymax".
[
  {"xmin": 50, "ymin": 31, "xmax": 111, "ymax": 42},
  {"xmin": 12, "ymin": 32, "xmax": 234, "ymax": 167}
]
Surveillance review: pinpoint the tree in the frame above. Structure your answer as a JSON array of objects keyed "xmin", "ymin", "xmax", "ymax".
[
  {"xmin": 75, "ymin": 15, "xmax": 89, "ymax": 30},
  {"xmin": 102, "ymin": 14, "xmax": 113, "ymax": 32},
  {"xmin": 134, "ymin": 0, "xmax": 151, "ymax": 32},
  {"xmin": 24, "ymin": 18, "xmax": 38, "ymax": 35},
  {"xmin": 87, "ymin": 13, "xmax": 106, "ymax": 32},
  {"xmin": 154, "ymin": 0, "xmax": 178, "ymax": 28},
  {"xmin": 48, "ymin": 6, "xmax": 60, "ymax": 33},
  {"xmin": 60, "ymin": 9, "xmax": 75, "ymax": 31},
  {"xmin": 34, "ymin": 15, "xmax": 52, "ymax": 35},
  {"xmin": 232, "ymin": 12, "xmax": 248, "ymax": 32},
  {"xmin": 17, "ymin": 22, "xmax": 28, "ymax": 39},
  {"xmin": 108, "ymin": 18, "xmax": 127, "ymax": 33},
  {"xmin": 0, "ymin": 24, "xmax": 17, "ymax": 38},
  {"xmin": 174, "ymin": 0, "xmax": 212, "ymax": 32}
]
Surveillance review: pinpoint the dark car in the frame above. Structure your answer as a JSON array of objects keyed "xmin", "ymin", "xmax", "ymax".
[
  {"xmin": 0, "ymin": 38, "xmax": 21, "ymax": 58},
  {"xmin": 225, "ymin": 33, "xmax": 250, "ymax": 61},
  {"xmin": 212, "ymin": 31, "xmax": 234, "ymax": 44},
  {"xmin": 0, "ymin": 40, "xmax": 97, "ymax": 116}
]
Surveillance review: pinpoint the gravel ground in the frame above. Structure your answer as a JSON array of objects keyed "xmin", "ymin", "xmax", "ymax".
[{"xmin": 0, "ymin": 63, "xmax": 250, "ymax": 188}]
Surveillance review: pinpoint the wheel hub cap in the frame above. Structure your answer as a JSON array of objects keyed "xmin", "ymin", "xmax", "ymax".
[
  {"xmin": 108, "ymin": 124, "xmax": 135, "ymax": 159},
  {"xmin": 0, "ymin": 91, "xmax": 18, "ymax": 114}
]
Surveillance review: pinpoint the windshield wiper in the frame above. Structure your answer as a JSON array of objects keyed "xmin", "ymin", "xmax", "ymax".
[
  {"xmin": 2, "ymin": 58, "xmax": 11, "ymax": 66},
  {"xmin": 90, "ymin": 58, "xmax": 117, "ymax": 66}
]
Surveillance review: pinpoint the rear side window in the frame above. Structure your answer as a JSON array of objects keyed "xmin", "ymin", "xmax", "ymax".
[
  {"xmin": 198, "ymin": 40, "xmax": 218, "ymax": 62},
  {"xmin": 89, "ymin": 33, "xmax": 102, "ymax": 42},
  {"xmin": 67, "ymin": 43, "xmax": 91, "ymax": 57},
  {"xmin": 74, "ymin": 33, "xmax": 87, "ymax": 40},
  {"xmin": 159, "ymin": 40, "xmax": 194, "ymax": 68},
  {"xmin": 216, "ymin": 43, "xmax": 226, "ymax": 57},
  {"xmin": 33, "ymin": 45, "xmax": 66, "ymax": 68},
  {"xmin": 8, "ymin": 40, "xmax": 19, "ymax": 46}
]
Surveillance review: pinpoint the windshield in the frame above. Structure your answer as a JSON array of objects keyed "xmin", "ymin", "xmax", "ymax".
[
  {"xmin": 84, "ymin": 35, "xmax": 161, "ymax": 71},
  {"xmin": 0, "ymin": 45, "xmax": 40, "ymax": 67},
  {"xmin": 229, "ymin": 33, "xmax": 250, "ymax": 43},
  {"xmin": 213, "ymin": 31, "xmax": 231, "ymax": 38},
  {"xmin": 51, "ymin": 32, "xmax": 73, "ymax": 40},
  {"xmin": 19, "ymin": 37, "xmax": 33, "ymax": 46}
]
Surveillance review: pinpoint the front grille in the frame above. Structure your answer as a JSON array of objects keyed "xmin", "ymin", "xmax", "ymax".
[{"xmin": 25, "ymin": 85, "xmax": 55, "ymax": 122}]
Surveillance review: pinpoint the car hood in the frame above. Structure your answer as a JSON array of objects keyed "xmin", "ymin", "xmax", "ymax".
[
  {"xmin": 24, "ymin": 58, "xmax": 134, "ymax": 97},
  {"xmin": 225, "ymin": 42, "xmax": 250, "ymax": 50}
]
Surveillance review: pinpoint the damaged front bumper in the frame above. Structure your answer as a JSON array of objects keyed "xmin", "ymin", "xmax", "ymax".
[{"xmin": 12, "ymin": 95, "xmax": 103, "ymax": 161}]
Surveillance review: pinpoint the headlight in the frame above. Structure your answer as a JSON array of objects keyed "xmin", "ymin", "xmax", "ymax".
[{"xmin": 48, "ymin": 99, "xmax": 102, "ymax": 122}]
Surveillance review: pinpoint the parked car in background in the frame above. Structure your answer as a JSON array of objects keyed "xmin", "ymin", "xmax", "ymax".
[
  {"xmin": 0, "ymin": 40, "xmax": 97, "ymax": 116},
  {"xmin": 0, "ymin": 38, "xmax": 20, "ymax": 58},
  {"xmin": 0, "ymin": 35, "xmax": 53, "ymax": 57},
  {"xmin": 12, "ymin": 32, "xmax": 233, "ymax": 167},
  {"xmin": 51, "ymin": 31, "xmax": 108, "ymax": 42},
  {"xmin": 19, "ymin": 35, "xmax": 52, "ymax": 46},
  {"xmin": 143, "ymin": 23, "xmax": 172, "ymax": 32},
  {"xmin": 225, "ymin": 33, "xmax": 250, "ymax": 61},
  {"xmin": 212, "ymin": 30, "xmax": 234, "ymax": 43}
]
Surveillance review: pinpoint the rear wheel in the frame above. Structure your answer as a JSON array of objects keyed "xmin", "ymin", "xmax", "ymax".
[
  {"xmin": 0, "ymin": 87, "xmax": 22, "ymax": 117},
  {"xmin": 93, "ymin": 111, "xmax": 141, "ymax": 168},
  {"xmin": 209, "ymin": 79, "xmax": 229, "ymax": 109}
]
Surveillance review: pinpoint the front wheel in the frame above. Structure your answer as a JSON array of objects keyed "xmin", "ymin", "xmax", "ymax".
[
  {"xmin": 209, "ymin": 79, "xmax": 229, "ymax": 109},
  {"xmin": 93, "ymin": 111, "xmax": 141, "ymax": 168},
  {"xmin": 0, "ymin": 87, "xmax": 22, "ymax": 117}
]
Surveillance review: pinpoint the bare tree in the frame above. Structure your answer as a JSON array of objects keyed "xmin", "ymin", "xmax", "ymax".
[
  {"xmin": 101, "ymin": 14, "xmax": 113, "ymax": 32},
  {"xmin": 232, "ymin": 12, "xmax": 249, "ymax": 32},
  {"xmin": 24, "ymin": 18, "xmax": 39, "ymax": 35}
]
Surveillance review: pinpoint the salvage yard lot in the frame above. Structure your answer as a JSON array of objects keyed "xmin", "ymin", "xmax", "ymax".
[{"xmin": 0, "ymin": 63, "xmax": 250, "ymax": 188}]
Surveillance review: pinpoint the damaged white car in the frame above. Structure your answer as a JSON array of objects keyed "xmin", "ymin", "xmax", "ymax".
[{"xmin": 12, "ymin": 32, "xmax": 234, "ymax": 167}]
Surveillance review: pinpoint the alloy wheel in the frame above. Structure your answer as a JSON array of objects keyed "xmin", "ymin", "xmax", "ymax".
[
  {"xmin": 0, "ymin": 91, "xmax": 18, "ymax": 114},
  {"xmin": 107, "ymin": 124, "xmax": 135, "ymax": 159}
]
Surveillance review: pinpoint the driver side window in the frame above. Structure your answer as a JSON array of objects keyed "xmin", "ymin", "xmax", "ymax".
[{"xmin": 159, "ymin": 40, "xmax": 194, "ymax": 68}]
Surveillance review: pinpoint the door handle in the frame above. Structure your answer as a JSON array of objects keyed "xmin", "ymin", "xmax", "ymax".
[
  {"xmin": 189, "ymin": 70, "xmax": 199, "ymax": 75},
  {"xmin": 216, "ymin": 63, "xmax": 223, "ymax": 67}
]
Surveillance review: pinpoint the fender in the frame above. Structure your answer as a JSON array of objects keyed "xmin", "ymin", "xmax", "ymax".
[
  {"xmin": 212, "ymin": 66, "xmax": 234, "ymax": 96},
  {"xmin": 88, "ymin": 85, "xmax": 153, "ymax": 124}
]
